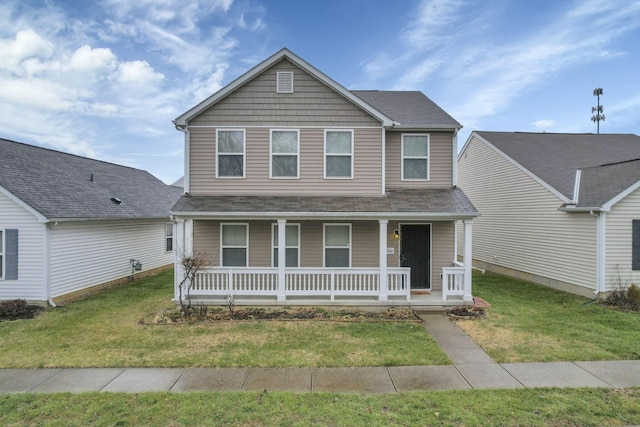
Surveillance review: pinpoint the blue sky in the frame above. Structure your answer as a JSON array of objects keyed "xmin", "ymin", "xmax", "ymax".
[{"xmin": 1, "ymin": 0, "xmax": 639, "ymax": 184}]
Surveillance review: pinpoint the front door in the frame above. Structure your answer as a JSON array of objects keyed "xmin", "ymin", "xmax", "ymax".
[{"xmin": 400, "ymin": 224, "xmax": 431, "ymax": 290}]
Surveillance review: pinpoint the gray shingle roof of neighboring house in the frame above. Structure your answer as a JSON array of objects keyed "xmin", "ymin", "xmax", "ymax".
[
  {"xmin": 474, "ymin": 131, "xmax": 640, "ymax": 207},
  {"xmin": 0, "ymin": 138, "xmax": 183, "ymax": 221},
  {"xmin": 172, "ymin": 188, "xmax": 478, "ymax": 218},
  {"xmin": 352, "ymin": 90, "xmax": 462, "ymax": 129}
]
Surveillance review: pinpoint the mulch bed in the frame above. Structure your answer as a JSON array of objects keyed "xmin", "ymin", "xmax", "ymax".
[
  {"xmin": 144, "ymin": 307, "xmax": 422, "ymax": 324},
  {"xmin": 0, "ymin": 301, "xmax": 45, "ymax": 322},
  {"xmin": 444, "ymin": 297, "xmax": 490, "ymax": 320}
]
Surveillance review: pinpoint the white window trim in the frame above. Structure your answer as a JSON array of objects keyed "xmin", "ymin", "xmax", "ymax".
[
  {"xmin": 0, "ymin": 229, "xmax": 4, "ymax": 280},
  {"xmin": 220, "ymin": 223, "xmax": 249, "ymax": 267},
  {"xmin": 324, "ymin": 129, "xmax": 354, "ymax": 179},
  {"xmin": 323, "ymin": 223, "xmax": 352, "ymax": 268},
  {"xmin": 165, "ymin": 223, "xmax": 174, "ymax": 253},
  {"xmin": 277, "ymin": 71, "xmax": 294, "ymax": 93},
  {"xmin": 269, "ymin": 129, "xmax": 300, "ymax": 179},
  {"xmin": 271, "ymin": 223, "xmax": 300, "ymax": 267},
  {"xmin": 216, "ymin": 129, "xmax": 246, "ymax": 179},
  {"xmin": 401, "ymin": 133, "xmax": 430, "ymax": 181}
]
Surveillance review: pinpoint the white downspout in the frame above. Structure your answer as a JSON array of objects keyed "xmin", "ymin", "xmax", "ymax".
[
  {"xmin": 591, "ymin": 210, "xmax": 607, "ymax": 294},
  {"xmin": 381, "ymin": 127, "xmax": 386, "ymax": 195},
  {"xmin": 452, "ymin": 129, "xmax": 458, "ymax": 188},
  {"xmin": 45, "ymin": 222, "xmax": 56, "ymax": 307}
]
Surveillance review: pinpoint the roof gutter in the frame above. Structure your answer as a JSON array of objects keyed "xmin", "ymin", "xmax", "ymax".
[{"xmin": 170, "ymin": 211, "xmax": 479, "ymax": 221}]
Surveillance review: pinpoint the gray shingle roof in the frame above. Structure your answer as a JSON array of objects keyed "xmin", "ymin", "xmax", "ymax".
[
  {"xmin": 352, "ymin": 91, "xmax": 461, "ymax": 129},
  {"xmin": 0, "ymin": 138, "xmax": 183, "ymax": 220},
  {"xmin": 172, "ymin": 188, "xmax": 478, "ymax": 218},
  {"xmin": 475, "ymin": 131, "xmax": 640, "ymax": 205}
]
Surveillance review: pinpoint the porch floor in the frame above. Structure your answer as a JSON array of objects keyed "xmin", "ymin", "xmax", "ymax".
[{"xmin": 186, "ymin": 291, "xmax": 469, "ymax": 311}]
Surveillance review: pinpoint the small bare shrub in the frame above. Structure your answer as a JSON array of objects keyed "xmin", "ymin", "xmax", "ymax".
[{"xmin": 627, "ymin": 284, "xmax": 640, "ymax": 309}]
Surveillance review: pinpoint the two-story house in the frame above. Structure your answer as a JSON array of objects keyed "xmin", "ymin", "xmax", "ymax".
[{"xmin": 171, "ymin": 49, "xmax": 478, "ymax": 306}]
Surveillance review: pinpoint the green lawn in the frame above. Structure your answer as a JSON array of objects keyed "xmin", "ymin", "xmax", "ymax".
[
  {"xmin": 0, "ymin": 270, "xmax": 449, "ymax": 368},
  {"xmin": 457, "ymin": 272, "xmax": 640, "ymax": 363},
  {"xmin": 2, "ymin": 388, "xmax": 639, "ymax": 426}
]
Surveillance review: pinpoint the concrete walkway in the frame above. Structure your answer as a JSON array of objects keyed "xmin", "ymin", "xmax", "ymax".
[{"xmin": 2, "ymin": 314, "xmax": 640, "ymax": 394}]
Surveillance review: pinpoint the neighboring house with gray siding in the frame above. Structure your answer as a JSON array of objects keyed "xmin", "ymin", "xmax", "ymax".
[
  {"xmin": 458, "ymin": 131, "xmax": 640, "ymax": 297},
  {"xmin": 171, "ymin": 48, "xmax": 478, "ymax": 306},
  {"xmin": 0, "ymin": 138, "xmax": 183, "ymax": 304}
]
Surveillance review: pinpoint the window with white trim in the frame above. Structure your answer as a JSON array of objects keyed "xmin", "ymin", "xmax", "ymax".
[
  {"xmin": 221, "ymin": 224, "xmax": 248, "ymax": 267},
  {"xmin": 165, "ymin": 223, "xmax": 174, "ymax": 252},
  {"xmin": 324, "ymin": 224, "xmax": 351, "ymax": 267},
  {"xmin": 402, "ymin": 134, "xmax": 430, "ymax": 180},
  {"xmin": 272, "ymin": 223, "xmax": 300, "ymax": 267},
  {"xmin": 217, "ymin": 129, "xmax": 245, "ymax": 178},
  {"xmin": 325, "ymin": 130, "xmax": 353, "ymax": 178},
  {"xmin": 270, "ymin": 130, "xmax": 299, "ymax": 178}
]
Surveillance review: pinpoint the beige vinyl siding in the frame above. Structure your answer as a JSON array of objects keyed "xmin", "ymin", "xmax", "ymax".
[
  {"xmin": 386, "ymin": 131, "xmax": 453, "ymax": 189},
  {"xmin": 49, "ymin": 219, "xmax": 174, "ymax": 299},
  {"xmin": 189, "ymin": 127, "xmax": 382, "ymax": 196},
  {"xmin": 458, "ymin": 135, "xmax": 597, "ymax": 291},
  {"xmin": 606, "ymin": 186, "xmax": 640, "ymax": 290},
  {"xmin": 194, "ymin": 219, "xmax": 453, "ymax": 290},
  {"xmin": 0, "ymin": 191, "xmax": 46, "ymax": 301},
  {"xmin": 191, "ymin": 59, "xmax": 380, "ymax": 128}
]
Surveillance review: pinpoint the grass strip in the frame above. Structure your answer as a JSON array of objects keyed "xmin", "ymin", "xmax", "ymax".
[{"xmin": 1, "ymin": 388, "xmax": 639, "ymax": 426}]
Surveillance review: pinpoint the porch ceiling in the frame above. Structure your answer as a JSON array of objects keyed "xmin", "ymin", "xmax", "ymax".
[{"xmin": 171, "ymin": 188, "xmax": 478, "ymax": 220}]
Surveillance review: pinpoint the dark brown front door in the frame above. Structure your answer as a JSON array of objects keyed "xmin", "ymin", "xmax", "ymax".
[{"xmin": 400, "ymin": 224, "xmax": 431, "ymax": 289}]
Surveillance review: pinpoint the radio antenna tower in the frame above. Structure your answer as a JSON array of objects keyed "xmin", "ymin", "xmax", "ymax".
[{"xmin": 591, "ymin": 88, "xmax": 605, "ymax": 134}]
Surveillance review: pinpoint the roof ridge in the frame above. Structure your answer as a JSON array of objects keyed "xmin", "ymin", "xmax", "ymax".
[
  {"xmin": 598, "ymin": 157, "xmax": 640, "ymax": 168},
  {"xmin": 0, "ymin": 136, "xmax": 153, "ymax": 175}
]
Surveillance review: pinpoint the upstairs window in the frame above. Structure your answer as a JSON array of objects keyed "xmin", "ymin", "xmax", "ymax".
[
  {"xmin": 272, "ymin": 223, "xmax": 300, "ymax": 267},
  {"xmin": 325, "ymin": 130, "xmax": 353, "ymax": 179},
  {"xmin": 402, "ymin": 134, "xmax": 430, "ymax": 180},
  {"xmin": 324, "ymin": 224, "xmax": 351, "ymax": 267},
  {"xmin": 217, "ymin": 129, "xmax": 245, "ymax": 178},
  {"xmin": 270, "ymin": 130, "xmax": 299, "ymax": 178},
  {"xmin": 277, "ymin": 71, "xmax": 294, "ymax": 93},
  {"xmin": 221, "ymin": 224, "xmax": 248, "ymax": 267}
]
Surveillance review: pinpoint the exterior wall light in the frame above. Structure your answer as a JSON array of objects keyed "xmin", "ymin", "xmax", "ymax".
[{"xmin": 394, "ymin": 229, "xmax": 400, "ymax": 239}]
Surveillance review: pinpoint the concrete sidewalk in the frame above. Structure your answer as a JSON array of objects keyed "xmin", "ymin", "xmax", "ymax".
[{"xmin": 2, "ymin": 314, "xmax": 639, "ymax": 394}]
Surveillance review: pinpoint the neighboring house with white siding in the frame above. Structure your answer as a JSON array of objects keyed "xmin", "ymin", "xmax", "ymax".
[
  {"xmin": 0, "ymin": 138, "xmax": 183, "ymax": 304},
  {"xmin": 458, "ymin": 131, "xmax": 640, "ymax": 297},
  {"xmin": 171, "ymin": 48, "xmax": 478, "ymax": 306}
]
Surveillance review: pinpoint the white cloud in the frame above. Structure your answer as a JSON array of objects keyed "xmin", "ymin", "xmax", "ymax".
[
  {"xmin": 69, "ymin": 45, "xmax": 117, "ymax": 74},
  {"xmin": 532, "ymin": 119, "xmax": 556, "ymax": 130},
  {"xmin": 117, "ymin": 60, "xmax": 164, "ymax": 85},
  {"xmin": 0, "ymin": 29, "xmax": 53, "ymax": 73}
]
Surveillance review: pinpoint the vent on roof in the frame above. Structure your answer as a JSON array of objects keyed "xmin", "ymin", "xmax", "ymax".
[
  {"xmin": 277, "ymin": 71, "xmax": 294, "ymax": 93},
  {"xmin": 110, "ymin": 197, "xmax": 122, "ymax": 205}
]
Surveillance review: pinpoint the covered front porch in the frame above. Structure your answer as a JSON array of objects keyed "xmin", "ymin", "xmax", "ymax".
[
  {"xmin": 171, "ymin": 188, "xmax": 478, "ymax": 307},
  {"xmin": 174, "ymin": 216, "xmax": 474, "ymax": 307}
]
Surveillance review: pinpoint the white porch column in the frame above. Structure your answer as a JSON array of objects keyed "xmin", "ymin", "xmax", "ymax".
[
  {"xmin": 378, "ymin": 219, "xmax": 388, "ymax": 301},
  {"xmin": 277, "ymin": 219, "xmax": 287, "ymax": 302},
  {"xmin": 174, "ymin": 218, "xmax": 186, "ymax": 303},
  {"xmin": 463, "ymin": 219, "xmax": 473, "ymax": 302}
]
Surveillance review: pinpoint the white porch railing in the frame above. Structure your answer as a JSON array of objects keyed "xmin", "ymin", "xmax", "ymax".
[
  {"xmin": 442, "ymin": 266, "xmax": 466, "ymax": 300},
  {"xmin": 190, "ymin": 267, "xmax": 411, "ymax": 301}
]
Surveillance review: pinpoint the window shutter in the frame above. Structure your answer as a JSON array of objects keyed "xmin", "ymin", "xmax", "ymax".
[
  {"xmin": 277, "ymin": 72, "xmax": 294, "ymax": 93},
  {"xmin": 5, "ymin": 229, "xmax": 18, "ymax": 280},
  {"xmin": 633, "ymin": 220, "xmax": 640, "ymax": 271}
]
